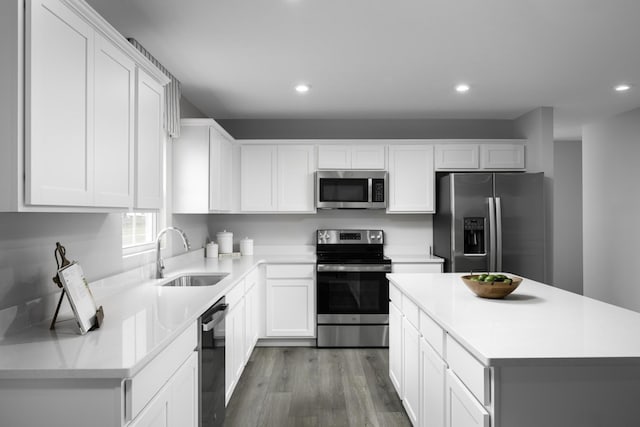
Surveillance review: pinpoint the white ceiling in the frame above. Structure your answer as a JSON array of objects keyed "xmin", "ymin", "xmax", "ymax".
[{"xmin": 87, "ymin": 0, "xmax": 640, "ymax": 140}]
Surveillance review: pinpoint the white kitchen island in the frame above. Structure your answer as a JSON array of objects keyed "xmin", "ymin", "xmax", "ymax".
[{"xmin": 387, "ymin": 273, "xmax": 640, "ymax": 427}]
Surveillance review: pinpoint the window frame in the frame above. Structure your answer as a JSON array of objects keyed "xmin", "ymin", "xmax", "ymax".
[{"xmin": 122, "ymin": 212, "xmax": 158, "ymax": 257}]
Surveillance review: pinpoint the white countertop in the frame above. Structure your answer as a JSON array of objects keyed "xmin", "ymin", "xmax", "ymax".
[
  {"xmin": 0, "ymin": 253, "xmax": 315, "ymax": 380},
  {"xmin": 388, "ymin": 273, "xmax": 640, "ymax": 367},
  {"xmin": 388, "ymin": 255, "xmax": 444, "ymax": 263}
]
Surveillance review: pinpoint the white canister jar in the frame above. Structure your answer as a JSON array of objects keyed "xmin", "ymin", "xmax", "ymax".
[
  {"xmin": 240, "ymin": 237, "xmax": 253, "ymax": 256},
  {"xmin": 216, "ymin": 230, "xmax": 233, "ymax": 254},
  {"xmin": 206, "ymin": 242, "xmax": 218, "ymax": 258}
]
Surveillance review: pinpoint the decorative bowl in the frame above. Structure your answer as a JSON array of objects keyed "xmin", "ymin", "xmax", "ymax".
[{"xmin": 461, "ymin": 274, "xmax": 523, "ymax": 299}]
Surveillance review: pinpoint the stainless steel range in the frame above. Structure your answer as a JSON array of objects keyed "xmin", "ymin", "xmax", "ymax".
[{"xmin": 316, "ymin": 229, "xmax": 391, "ymax": 347}]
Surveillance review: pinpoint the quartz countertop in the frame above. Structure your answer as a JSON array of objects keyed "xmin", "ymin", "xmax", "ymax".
[
  {"xmin": 0, "ymin": 253, "xmax": 315, "ymax": 380},
  {"xmin": 387, "ymin": 273, "xmax": 640, "ymax": 367}
]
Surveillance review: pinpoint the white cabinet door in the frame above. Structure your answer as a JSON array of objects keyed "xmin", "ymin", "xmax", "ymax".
[
  {"xmin": 266, "ymin": 278, "xmax": 315, "ymax": 337},
  {"xmin": 317, "ymin": 144, "xmax": 385, "ymax": 169},
  {"xmin": 225, "ymin": 296, "xmax": 245, "ymax": 404},
  {"xmin": 210, "ymin": 129, "xmax": 233, "ymax": 211},
  {"xmin": 130, "ymin": 352, "xmax": 198, "ymax": 427},
  {"xmin": 445, "ymin": 370, "xmax": 490, "ymax": 427},
  {"xmin": 388, "ymin": 145, "xmax": 435, "ymax": 213},
  {"xmin": 241, "ymin": 145, "xmax": 277, "ymax": 211},
  {"xmin": 421, "ymin": 337, "xmax": 446, "ymax": 427},
  {"xmin": 169, "ymin": 352, "xmax": 198, "ymax": 427},
  {"xmin": 317, "ymin": 144, "xmax": 351, "ymax": 169},
  {"xmin": 435, "ymin": 144, "xmax": 479, "ymax": 170},
  {"xmin": 277, "ymin": 145, "xmax": 315, "ymax": 212},
  {"xmin": 389, "ymin": 300, "xmax": 403, "ymax": 395},
  {"xmin": 26, "ymin": 0, "xmax": 94, "ymax": 206},
  {"xmin": 351, "ymin": 145, "xmax": 385, "ymax": 169},
  {"xmin": 129, "ymin": 387, "xmax": 169, "ymax": 427},
  {"xmin": 244, "ymin": 281, "xmax": 258, "ymax": 361},
  {"xmin": 94, "ymin": 34, "xmax": 135, "ymax": 207},
  {"xmin": 480, "ymin": 144, "xmax": 525, "ymax": 169},
  {"xmin": 402, "ymin": 316, "xmax": 420, "ymax": 425},
  {"xmin": 135, "ymin": 68, "xmax": 164, "ymax": 209},
  {"xmin": 172, "ymin": 124, "xmax": 210, "ymax": 213}
]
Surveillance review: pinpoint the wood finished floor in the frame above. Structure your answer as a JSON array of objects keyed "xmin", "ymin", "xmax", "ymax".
[{"xmin": 225, "ymin": 347, "xmax": 411, "ymax": 427}]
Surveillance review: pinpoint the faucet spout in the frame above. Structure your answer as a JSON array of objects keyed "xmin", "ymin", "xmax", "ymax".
[{"xmin": 155, "ymin": 227, "xmax": 191, "ymax": 279}]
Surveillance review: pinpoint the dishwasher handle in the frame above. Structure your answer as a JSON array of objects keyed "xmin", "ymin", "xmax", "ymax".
[{"xmin": 202, "ymin": 303, "xmax": 228, "ymax": 332}]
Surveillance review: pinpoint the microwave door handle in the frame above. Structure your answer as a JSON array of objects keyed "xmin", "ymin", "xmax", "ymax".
[{"xmin": 368, "ymin": 178, "xmax": 373, "ymax": 203}]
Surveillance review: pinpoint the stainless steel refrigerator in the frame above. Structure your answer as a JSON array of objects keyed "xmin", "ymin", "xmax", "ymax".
[{"xmin": 433, "ymin": 172, "xmax": 545, "ymax": 281}]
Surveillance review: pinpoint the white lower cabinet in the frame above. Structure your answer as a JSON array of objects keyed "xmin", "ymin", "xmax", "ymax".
[
  {"xmin": 402, "ymin": 316, "xmax": 421, "ymax": 425},
  {"xmin": 390, "ymin": 283, "xmax": 490, "ymax": 427},
  {"xmin": 265, "ymin": 264, "xmax": 315, "ymax": 337},
  {"xmin": 244, "ymin": 269, "xmax": 260, "ymax": 360},
  {"xmin": 445, "ymin": 369, "xmax": 490, "ymax": 427},
  {"xmin": 130, "ymin": 352, "xmax": 198, "ymax": 427},
  {"xmin": 420, "ymin": 337, "xmax": 446, "ymax": 427}
]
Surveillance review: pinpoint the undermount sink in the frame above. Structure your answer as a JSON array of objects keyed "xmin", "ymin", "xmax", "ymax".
[{"xmin": 161, "ymin": 273, "xmax": 229, "ymax": 287}]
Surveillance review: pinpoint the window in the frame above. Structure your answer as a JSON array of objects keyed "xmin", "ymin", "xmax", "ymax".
[{"xmin": 122, "ymin": 212, "xmax": 157, "ymax": 254}]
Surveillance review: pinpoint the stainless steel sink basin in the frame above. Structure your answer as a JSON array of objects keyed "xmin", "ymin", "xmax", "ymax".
[{"xmin": 161, "ymin": 273, "xmax": 229, "ymax": 287}]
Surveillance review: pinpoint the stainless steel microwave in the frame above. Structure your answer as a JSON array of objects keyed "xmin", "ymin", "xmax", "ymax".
[{"xmin": 316, "ymin": 170, "xmax": 387, "ymax": 209}]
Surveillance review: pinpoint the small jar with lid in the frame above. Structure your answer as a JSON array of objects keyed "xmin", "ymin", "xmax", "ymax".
[{"xmin": 240, "ymin": 237, "xmax": 253, "ymax": 256}]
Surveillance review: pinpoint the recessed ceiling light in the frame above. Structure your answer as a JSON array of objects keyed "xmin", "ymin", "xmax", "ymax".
[
  {"xmin": 295, "ymin": 83, "xmax": 311, "ymax": 94},
  {"xmin": 455, "ymin": 83, "xmax": 470, "ymax": 93},
  {"xmin": 614, "ymin": 84, "xmax": 631, "ymax": 92}
]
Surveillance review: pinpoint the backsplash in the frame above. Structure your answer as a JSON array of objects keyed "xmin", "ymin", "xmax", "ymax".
[{"xmin": 203, "ymin": 210, "xmax": 433, "ymax": 255}]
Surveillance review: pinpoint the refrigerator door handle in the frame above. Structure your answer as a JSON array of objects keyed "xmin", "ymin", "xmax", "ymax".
[
  {"xmin": 488, "ymin": 197, "xmax": 496, "ymax": 272},
  {"xmin": 495, "ymin": 197, "xmax": 503, "ymax": 272}
]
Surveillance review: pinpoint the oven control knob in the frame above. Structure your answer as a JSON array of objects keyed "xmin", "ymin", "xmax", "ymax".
[
  {"xmin": 370, "ymin": 231, "xmax": 382, "ymax": 242},
  {"xmin": 318, "ymin": 230, "xmax": 330, "ymax": 243}
]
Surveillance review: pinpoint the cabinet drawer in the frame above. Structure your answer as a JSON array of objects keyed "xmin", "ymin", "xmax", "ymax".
[
  {"xmin": 226, "ymin": 278, "xmax": 245, "ymax": 307},
  {"xmin": 126, "ymin": 322, "xmax": 197, "ymax": 421},
  {"xmin": 266, "ymin": 264, "xmax": 315, "ymax": 279},
  {"xmin": 392, "ymin": 263, "xmax": 442, "ymax": 273},
  {"xmin": 389, "ymin": 283, "xmax": 402, "ymax": 307},
  {"xmin": 420, "ymin": 311, "xmax": 445, "ymax": 357},
  {"xmin": 245, "ymin": 267, "xmax": 259, "ymax": 291},
  {"xmin": 446, "ymin": 334, "xmax": 490, "ymax": 405},
  {"xmin": 402, "ymin": 294, "xmax": 419, "ymax": 329}
]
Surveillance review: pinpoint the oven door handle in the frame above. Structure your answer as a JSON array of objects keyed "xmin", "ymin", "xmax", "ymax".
[{"xmin": 317, "ymin": 264, "xmax": 392, "ymax": 273}]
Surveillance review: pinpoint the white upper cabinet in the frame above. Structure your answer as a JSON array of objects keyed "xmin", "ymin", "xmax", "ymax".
[
  {"xmin": 0, "ymin": 0, "xmax": 168, "ymax": 211},
  {"xmin": 135, "ymin": 69, "xmax": 164, "ymax": 209},
  {"xmin": 173, "ymin": 119, "xmax": 233, "ymax": 213},
  {"xmin": 26, "ymin": 0, "xmax": 95, "ymax": 207},
  {"xmin": 435, "ymin": 144, "xmax": 479, "ymax": 170},
  {"xmin": 480, "ymin": 143, "xmax": 525, "ymax": 169},
  {"xmin": 277, "ymin": 145, "xmax": 315, "ymax": 212},
  {"xmin": 94, "ymin": 34, "xmax": 135, "ymax": 207},
  {"xmin": 435, "ymin": 140, "xmax": 526, "ymax": 171},
  {"xmin": 241, "ymin": 144, "xmax": 315, "ymax": 213},
  {"xmin": 387, "ymin": 144, "xmax": 435, "ymax": 213},
  {"xmin": 317, "ymin": 144, "xmax": 385, "ymax": 169},
  {"xmin": 241, "ymin": 145, "xmax": 278, "ymax": 212}
]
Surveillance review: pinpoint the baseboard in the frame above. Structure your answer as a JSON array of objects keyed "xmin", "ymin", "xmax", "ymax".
[{"xmin": 256, "ymin": 338, "xmax": 317, "ymax": 347}]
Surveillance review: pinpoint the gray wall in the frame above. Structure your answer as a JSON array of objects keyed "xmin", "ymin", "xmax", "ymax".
[
  {"xmin": 218, "ymin": 118, "xmax": 516, "ymax": 140},
  {"xmin": 180, "ymin": 96, "xmax": 206, "ymax": 118},
  {"xmin": 553, "ymin": 140, "xmax": 583, "ymax": 294},
  {"xmin": 583, "ymin": 107, "xmax": 640, "ymax": 311},
  {"xmin": 514, "ymin": 107, "xmax": 555, "ymax": 284},
  {"xmin": 0, "ymin": 213, "xmax": 124, "ymax": 335}
]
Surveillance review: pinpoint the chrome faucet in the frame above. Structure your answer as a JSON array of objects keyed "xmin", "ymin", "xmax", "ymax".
[{"xmin": 155, "ymin": 227, "xmax": 191, "ymax": 279}]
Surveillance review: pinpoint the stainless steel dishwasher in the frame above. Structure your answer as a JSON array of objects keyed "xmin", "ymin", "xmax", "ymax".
[{"xmin": 199, "ymin": 296, "xmax": 227, "ymax": 427}]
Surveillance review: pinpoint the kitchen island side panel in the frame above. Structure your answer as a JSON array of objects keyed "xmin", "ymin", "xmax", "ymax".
[{"xmin": 495, "ymin": 364, "xmax": 640, "ymax": 427}]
